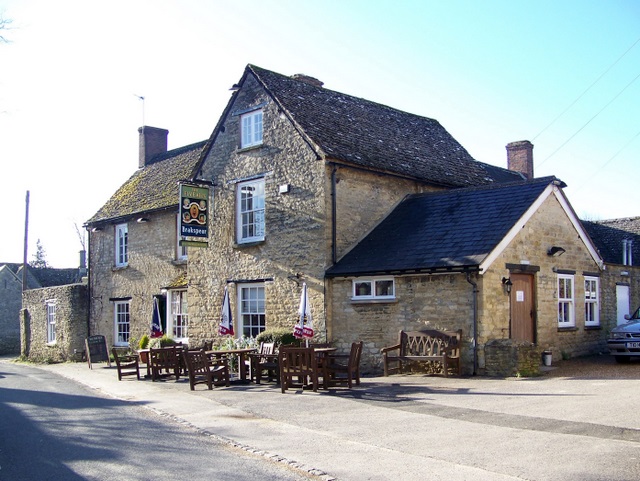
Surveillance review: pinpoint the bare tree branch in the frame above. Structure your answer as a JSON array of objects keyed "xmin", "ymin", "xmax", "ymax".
[{"xmin": 0, "ymin": 14, "xmax": 13, "ymax": 43}]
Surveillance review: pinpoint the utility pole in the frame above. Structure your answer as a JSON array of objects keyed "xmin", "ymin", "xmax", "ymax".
[{"xmin": 22, "ymin": 190, "xmax": 29, "ymax": 292}]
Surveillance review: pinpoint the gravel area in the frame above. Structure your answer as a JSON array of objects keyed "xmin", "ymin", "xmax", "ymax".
[{"xmin": 543, "ymin": 353, "xmax": 640, "ymax": 379}]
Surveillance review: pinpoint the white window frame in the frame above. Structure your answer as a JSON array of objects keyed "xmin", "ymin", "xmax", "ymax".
[
  {"xmin": 236, "ymin": 178, "xmax": 265, "ymax": 243},
  {"xmin": 115, "ymin": 223, "xmax": 128, "ymax": 267},
  {"xmin": 168, "ymin": 289, "xmax": 188, "ymax": 342},
  {"xmin": 352, "ymin": 277, "xmax": 396, "ymax": 300},
  {"xmin": 46, "ymin": 300, "xmax": 56, "ymax": 345},
  {"xmin": 114, "ymin": 301, "xmax": 130, "ymax": 346},
  {"xmin": 584, "ymin": 276, "xmax": 600, "ymax": 327},
  {"xmin": 240, "ymin": 109, "xmax": 263, "ymax": 148},
  {"xmin": 238, "ymin": 283, "xmax": 265, "ymax": 338},
  {"xmin": 557, "ymin": 274, "xmax": 575, "ymax": 327},
  {"xmin": 176, "ymin": 214, "xmax": 187, "ymax": 261}
]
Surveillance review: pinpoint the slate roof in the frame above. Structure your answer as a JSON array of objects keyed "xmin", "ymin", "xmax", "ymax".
[
  {"xmin": 582, "ymin": 217, "xmax": 640, "ymax": 266},
  {"xmin": 0, "ymin": 263, "xmax": 82, "ymax": 288},
  {"xmin": 87, "ymin": 141, "xmax": 207, "ymax": 225},
  {"xmin": 326, "ymin": 177, "xmax": 560, "ymax": 277},
  {"xmin": 246, "ymin": 65, "xmax": 523, "ymax": 188}
]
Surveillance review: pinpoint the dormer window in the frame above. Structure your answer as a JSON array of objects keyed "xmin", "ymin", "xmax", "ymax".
[{"xmin": 241, "ymin": 110, "xmax": 263, "ymax": 148}]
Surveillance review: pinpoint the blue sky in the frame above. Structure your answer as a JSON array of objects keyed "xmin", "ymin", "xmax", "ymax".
[{"xmin": 1, "ymin": 0, "xmax": 639, "ymax": 267}]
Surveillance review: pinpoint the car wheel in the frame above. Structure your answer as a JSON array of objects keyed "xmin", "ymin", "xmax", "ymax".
[{"xmin": 614, "ymin": 356, "xmax": 631, "ymax": 364}]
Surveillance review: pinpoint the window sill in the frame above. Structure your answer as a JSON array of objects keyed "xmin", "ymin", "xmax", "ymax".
[
  {"xmin": 234, "ymin": 240, "xmax": 265, "ymax": 249},
  {"xmin": 350, "ymin": 298, "xmax": 398, "ymax": 305},
  {"xmin": 112, "ymin": 265, "xmax": 129, "ymax": 272},
  {"xmin": 172, "ymin": 259, "xmax": 188, "ymax": 266},
  {"xmin": 557, "ymin": 327, "xmax": 578, "ymax": 332},
  {"xmin": 237, "ymin": 144, "xmax": 264, "ymax": 153},
  {"xmin": 584, "ymin": 325, "xmax": 602, "ymax": 331}
]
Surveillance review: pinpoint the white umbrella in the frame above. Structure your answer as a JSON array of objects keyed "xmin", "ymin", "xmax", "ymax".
[
  {"xmin": 151, "ymin": 296, "xmax": 164, "ymax": 338},
  {"xmin": 219, "ymin": 286, "xmax": 234, "ymax": 336},
  {"xmin": 294, "ymin": 282, "xmax": 314, "ymax": 344}
]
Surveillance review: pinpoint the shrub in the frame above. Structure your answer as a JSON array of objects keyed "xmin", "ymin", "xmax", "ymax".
[
  {"xmin": 138, "ymin": 334, "xmax": 150, "ymax": 350},
  {"xmin": 256, "ymin": 328, "xmax": 298, "ymax": 347}
]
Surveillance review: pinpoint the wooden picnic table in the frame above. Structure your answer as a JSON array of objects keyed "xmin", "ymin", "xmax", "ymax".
[{"xmin": 206, "ymin": 348, "xmax": 257, "ymax": 382}]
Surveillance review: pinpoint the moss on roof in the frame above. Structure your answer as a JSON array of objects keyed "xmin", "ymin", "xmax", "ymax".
[{"xmin": 87, "ymin": 141, "xmax": 206, "ymax": 225}]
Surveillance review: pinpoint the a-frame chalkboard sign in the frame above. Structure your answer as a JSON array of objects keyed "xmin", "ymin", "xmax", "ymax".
[{"xmin": 85, "ymin": 335, "xmax": 111, "ymax": 369}]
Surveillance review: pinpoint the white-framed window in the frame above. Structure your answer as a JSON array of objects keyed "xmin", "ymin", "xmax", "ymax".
[
  {"xmin": 46, "ymin": 300, "xmax": 56, "ymax": 344},
  {"xmin": 352, "ymin": 278, "xmax": 395, "ymax": 300},
  {"xmin": 237, "ymin": 178, "xmax": 265, "ymax": 243},
  {"xmin": 238, "ymin": 283, "xmax": 265, "ymax": 338},
  {"xmin": 115, "ymin": 223, "xmax": 128, "ymax": 267},
  {"xmin": 176, "ymin": 214, "xmax": 187, "ymax": 261},
  {"xmin": 114, "ymin": 301, "xmax": 130, "ymax": 346},
  {"xmin": 169, "ymin": 290, "xmax": 188, "ymax": 341},
  {"xmin": 240, "ymin": 109, "xmax": 263, "ymax": 148},
  {"xmin": 584, "ymin": 276, "xmax": 600, "ymax": 327},
  {"xmin": 557, "ymin": 274, "xmax": 575, "ymax": 327}
]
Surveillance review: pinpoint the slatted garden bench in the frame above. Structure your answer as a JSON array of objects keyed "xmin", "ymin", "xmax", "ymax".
[{"xmin": 381, "ymin": 329, "xmax": 462, "ymax": 377}]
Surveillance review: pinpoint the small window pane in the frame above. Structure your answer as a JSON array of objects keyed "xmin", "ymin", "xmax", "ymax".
[{"xmin": 375, "ymin": 280, "xmax": 394, "ymax": 297}]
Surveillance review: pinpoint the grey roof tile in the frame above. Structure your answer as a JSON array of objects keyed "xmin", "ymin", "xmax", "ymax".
[
  {"xmin": 249, "ymin": 65, "xmax": 523, "ymax": 187},
  {"xmin": 87, "ymin": 141, "xmax": 206, "ymax": 225},
  {"xmin": 326, "ymin": 177, "xmax": 558, "ymax": 277},
  {"xmin": 582, "ymin": 217, "xmax": 640, "ymax": 266}
]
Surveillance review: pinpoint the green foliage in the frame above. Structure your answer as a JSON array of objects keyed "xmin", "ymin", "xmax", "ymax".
[
  {"xmin": 213, "ymin": 335, "xmax": 257, "ymax": 351},
  {"xmin": 30, "ymin": 239, "xmax": 49, "ymax": 268},
  {"xmin": 255, "ymin": 328, "xmax": 298, "ymax": 347},
  {"xmin": 138, "ymin": 335, "xmax": 150, "ymax": 350},
  {"xmin": 159, "ymin": 335, "xmax": 176, "ymax": 347}
]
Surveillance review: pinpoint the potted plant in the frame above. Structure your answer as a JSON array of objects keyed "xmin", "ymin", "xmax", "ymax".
[{"xmin": 138, "ymin": 334, "xmax": 150, "ymax": 363}]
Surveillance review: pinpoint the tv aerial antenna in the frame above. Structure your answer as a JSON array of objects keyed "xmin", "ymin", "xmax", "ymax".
[{"xmin": 134, "ymin": 94, "xmax": 145, "ymax": 125}]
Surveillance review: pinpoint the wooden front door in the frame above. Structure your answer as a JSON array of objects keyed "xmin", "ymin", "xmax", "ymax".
[{"xmin": 510, "ymin": 273, "xmax": 535, "ymax": 342}]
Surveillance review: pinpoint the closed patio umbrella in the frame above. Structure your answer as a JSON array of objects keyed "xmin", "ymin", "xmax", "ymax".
[
  {"xmin": 151, "ymin": 296, "xmax": 163, "ymax": 338},
  {"xmin": 294, "ymin": 282, "xmax": 314, "ymax": 344},
  {"xmin": 219, "ymin": 286, "xmax": 234, "ymax": 336}
]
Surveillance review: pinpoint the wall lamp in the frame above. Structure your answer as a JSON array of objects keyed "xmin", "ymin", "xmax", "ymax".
[
  {"xmin": 91, "ymin": 226, "xmax": 103, "ymax": 232},
  {"xmin": 137, "ymin": 217, "xmax": 150, "ymax": 223},
  {"xmin": 502, "ymin": 277, "xmax": 512, "ymax": 294},
  {"xmin": 547, "ymin": 246, "xmax": 566, "ymax": 257}
]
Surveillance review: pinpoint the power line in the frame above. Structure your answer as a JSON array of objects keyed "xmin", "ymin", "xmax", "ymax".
[
  {"xmin": 533, "ymin": 35, "xmax": 640, "ymax": 141},
  {"xmin": 572, "ymin": 128, "xmax": 640, "ymax": 195},
  {"xmin": 537, "ymin": 69, "xmax": 640, "ymax": 168}
]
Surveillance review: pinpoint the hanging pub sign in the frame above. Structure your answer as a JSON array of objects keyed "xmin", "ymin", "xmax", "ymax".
[{"xmin": 179, "ymin": 183, "xmax": 209, "ymax": 243}]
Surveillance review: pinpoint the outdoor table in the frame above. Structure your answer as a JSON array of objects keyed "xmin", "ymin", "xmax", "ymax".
[
  {"xmin": 137, "ymin": 349, "xmax": 151, "ymax": 377},
  {"xmin": 313, "ymin": 347, "xmax": 336, "ymax": 389},
  {"xmin": 206, "ymin": 348, "xmax": 256, "ymax": 382}
]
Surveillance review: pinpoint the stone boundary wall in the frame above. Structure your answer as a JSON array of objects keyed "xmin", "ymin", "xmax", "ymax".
[{"xmin": 21, "ymin": 283, "xmax": 88, "ymax": 363}]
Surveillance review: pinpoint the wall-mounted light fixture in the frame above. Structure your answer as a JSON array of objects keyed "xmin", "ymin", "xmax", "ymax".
[
  {"xmin": 137, "ymin": 217, "xmax": 150, "ymax": 223},
  {"xmin": 91, "ymin": 226, "xmax": 103, "ymax": 232},
  {"xmin": 502, "ymin": 277, "xmax": 512, "ymax": 295},
  {"xmin": 547, "ymin": 246, "xmax": 566, "ymax": 257}
]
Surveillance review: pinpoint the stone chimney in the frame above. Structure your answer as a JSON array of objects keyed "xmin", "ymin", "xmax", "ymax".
[
  {"xmin": 138, "ymin": 126, "xmax": 169, "ymax": 168},
  {"xmin": 506, "ymin": 140, "xmax": 534, "ymax": 179},
  {"xmin": 290, "ymin": 74, "xmax": 324, "ymax": 88}
]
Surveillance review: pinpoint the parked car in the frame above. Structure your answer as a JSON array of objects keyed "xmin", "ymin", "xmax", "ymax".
[{"xmin": 607, "ymin": 305, "xmax": 640, "ymax": 363}]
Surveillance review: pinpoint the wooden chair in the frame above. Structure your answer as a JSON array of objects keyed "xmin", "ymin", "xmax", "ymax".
[
  {"xmin": 112, "ymin": 348, "xmax": 140, "ymax": 381},
  {"xmin": 279, "ymin": 346, "xmax": 318, "ymax": 393},
  {"xmin": 326, "ymin": 341, "xmax": 363, "ymax": 388},
  {"xmin": 249, "ymin": 342, "xmax": 279, "ymax": 384},
  {"xmin": 149, "ymin": 346, "xmax": 182, "ymax": 381},
  {"xmin": 185, "ymin": 349, "xmax": 230, "ymax": 390}
]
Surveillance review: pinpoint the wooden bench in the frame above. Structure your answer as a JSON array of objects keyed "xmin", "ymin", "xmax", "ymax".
[{"xmin": 381, "ymin": 329, "xmax": 462, "ymax": 377}]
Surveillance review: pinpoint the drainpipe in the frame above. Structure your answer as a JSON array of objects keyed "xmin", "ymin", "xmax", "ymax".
[
  {"xmin": 466, "ymin": 271, "xmax": 478, "ymax": 376},
  {"xmin": 330, "ymin": 165, "xmax": 338, "ymax": 264}
]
